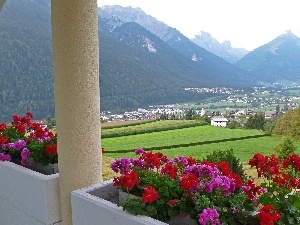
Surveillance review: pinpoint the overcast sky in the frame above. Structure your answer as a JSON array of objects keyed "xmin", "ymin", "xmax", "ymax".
[{"xmin": 97, "ymin": 0, "xmax": 300, "ymax": 51}]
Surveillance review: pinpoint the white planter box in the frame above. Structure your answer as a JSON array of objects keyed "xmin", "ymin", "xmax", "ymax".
[
  {"xmin": 71, "ymin": 179, "xmax": 169, "ymax": 225},
  {"xmin": 0, "ymin": 161, "xmax": 61, "ymax": 225}
]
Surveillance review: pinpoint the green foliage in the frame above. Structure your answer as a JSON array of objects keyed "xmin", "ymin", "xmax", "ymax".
[
  {"xmin": 26, "ymin": 139, "xmax": 57, "ymax": 165},
  {"xmin": 258, "ymin": 182, "xmax": 300, "ymax": 225},
  {"xmin": 273, "ymin": 107, "xmax": 300, "ymax": 139},
  {"xmin": 203, "ymin": 149, "xmax": 247, "ymax": 181},
  {"xmin": 245, "ymin": 112, "xmax": 265, "ymax": 130},
  {"xmin": 227, "ymin": 120, "xmax": 242, "ymax": 129},
  {"xmin": 264, "ymin": 118, "xmax": 277, "ymax": 134},
  {"xmin": 185, "ymin": 108, "xmax": 196, "ymax": 120},
  {"xmin": 274, "ymin": 138, "xmax": 296, "ymax": 161},
  {"xmin": 199, "ymin": 115, "xmax": 211, "ymax": 124}
]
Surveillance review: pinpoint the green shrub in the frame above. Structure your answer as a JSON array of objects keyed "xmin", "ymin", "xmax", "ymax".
[
  {"xmin": 204, "ymin": 149, "xmax": 246, "ymax": 182},
  {"xmin": 274, "ymin": 137, "xmax": 296, "ymax": 161}
]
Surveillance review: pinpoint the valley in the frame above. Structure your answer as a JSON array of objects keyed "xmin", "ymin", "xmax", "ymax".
[{"xmin": 101, "ymin": 84, "xmax": 300, "ymax": 122}]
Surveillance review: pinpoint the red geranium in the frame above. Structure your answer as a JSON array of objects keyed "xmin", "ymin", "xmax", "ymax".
[
  {"xmin": 243, "ymin": 179, "xmax": 263, "ymax": 201},
  {"xmin": 167, "ymin": 199, "xmax": 179, "ymax": 207},
  {"xmin": 139, "ymin": 151, "xmax": 168, "ymax": 170},
  {"xmin": 45, "ymin": 144, "xmax": 57, "ymax": 155},
  {"xmin": 249, "ymin": 154, "xmax": 280, "ymax": 178},
  {"xmin": 282, "ymin": 153, "xmax": 300, "ymax": 171},
  {"xmin": 161, "ymin": 163, "xmax": 178, "ymax": 179},
  {"xmin": 257, "ymin": 204, "xmax": 281, "ymax": 225},
  {"xmin": 142, "ymin": 186, "xmax": 159, "ymax": 203},
  {"xmin": 113, "ymin": 171, "xmax": 140, "ymax": 189},
  {"xmin": 0, "ymin": 123, "xmax": 6, "ymax": 132},
  {"xmin": 180, "ymin": 173, "xmax": 198, "ymax": 190},
  {"xmin": 0, "ymin": 136, "xmax": 8, "ymax": 145}
]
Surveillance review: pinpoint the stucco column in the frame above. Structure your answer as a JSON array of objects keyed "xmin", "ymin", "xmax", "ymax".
[{"xmin": 51, "ymin": 0, "xmax": 102, "ymax": 224}]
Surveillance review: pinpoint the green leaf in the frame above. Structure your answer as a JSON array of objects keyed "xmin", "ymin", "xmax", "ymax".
[
  {"xmin": 145, "ymin": 205, "xmax": 157, "ymax": 217},
  {"xmin": 167, "ymin": 207, "xmax": 180, "ymax": 217}
]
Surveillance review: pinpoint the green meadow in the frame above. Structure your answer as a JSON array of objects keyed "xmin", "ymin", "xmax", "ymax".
[{"xmin": 101, "ymin": 120, "xmax": 300, "ymax": 162}]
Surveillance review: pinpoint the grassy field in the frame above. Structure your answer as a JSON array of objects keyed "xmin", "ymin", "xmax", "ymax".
[
  {"xmin": 102, "ymin": 125, "xmax": 297, "ymax": 162},
  {"xmin": 102, "ymin": 125, "xmax": 264, "ymax": 151},
  {"xmin": 102, "ymin": 123, "xmax": 300, "ymax": 160}
]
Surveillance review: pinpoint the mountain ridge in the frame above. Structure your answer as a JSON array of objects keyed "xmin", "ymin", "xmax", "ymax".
[
  {"xmin": 235, "ymin": 30, "xmax": 300, "ymax": 83},
  {"xmin": 99, "ymin": 5, "xmax": 256, "ymax": 87}
]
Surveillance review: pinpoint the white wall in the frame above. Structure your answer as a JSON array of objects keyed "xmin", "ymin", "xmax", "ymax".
[
  {"xmin": 71, "ymin": 180, "xmax": 168, "ymax": 225},
  {"xmin": 0, "ymin": 162, "xmax": 61, "ymax": 225}
]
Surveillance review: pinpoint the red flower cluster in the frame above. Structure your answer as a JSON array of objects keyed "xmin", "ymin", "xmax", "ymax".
[
  {"xmin": 167, "ymin": 199, "xmax": 179, "ymax": 207},
  {"xmin": 161, "ymin": 163, "xmax": 178, "ymax": 179},
  {"xmin": 139, "ymin": 151, "xmax": 168, "ymax": 170},
  {"xmin": 257, "ymin": 204, "xmax": 281, "ymax": 225},
  {"xmin": 113, "ymin": 171, "xmax": 140, "ymax": 189},
  {"xmin": 28, "ymin": 123, "xmax": 54, "ymax": 140},
  {"xmin": 180, "ymin": 173, "xmax": 198, "ymax": 190},
  {"xmin": 243, "ymin": 180, "xmax": 264, "ymax": 201},
  {"xmin": 45, "ymin": 144, "xmax": 57, "ymax": 155},
  {"xmin": 101, "ymin": 147, "xmax": 105, "ymax": 154},
  {"xmin": 142, "ymin": 186, "xmax": 159, "ymax": 203},
  {"xmin": 11, "ymin": 112, "xmax": 33, "ymax": 133},
  {"xmin": 0, "ymin": 136, "xmax": 8, "ymax": 145},
  {"xmin": 282, "ymin": 153, "xmax": 300, "ymax": 171},
  {"xmin": 273, "ymin": 171, "xmax": 299, "ymax": 189},
  {"xmin": 186, "ymin": 156, "xmax": 197, "ymax": 165},
  {"xmin": 0, "ymin": 123, "xmax": 6, "ymax": 132},
  {"xmin": 249, "ymin": 153, "xmax": 300, "ymax": 189},
  {"xmin": 249, "ymin": 153, "xmax": 280, "ymax": 178}
]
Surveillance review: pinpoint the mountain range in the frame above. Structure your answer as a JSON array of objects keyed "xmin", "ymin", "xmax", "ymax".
[
  {"xmin": 100, "ymin": 6, "xmax": 249, "ymax": 64},
  {"xmin": 99, "ymin": 5, "xmax": 300, "ymax": 84},
  {"xmin": 99, "ymin": 6, "xmax": 255, "ymax": 87},
  {"xmin": 0, "ymin": 1, "xmax": 300, "ymax": 121}
]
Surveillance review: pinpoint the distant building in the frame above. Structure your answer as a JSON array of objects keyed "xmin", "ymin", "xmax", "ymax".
[
  {"xmin": 211, "ymin": 116, "xmax": 228, "ymax": 127},
  {"xmin": 200, "ymin": 106, "xmax": 206, "ymax": 116},
  {"xmin": 264, "ymin": 111, "xmax": 277, "ymax": 119}
]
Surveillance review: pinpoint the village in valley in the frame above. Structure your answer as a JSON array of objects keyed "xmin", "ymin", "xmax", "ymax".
[{"xmin": 100, "ymin": 85, "xmax": 300, "ymax": 127}]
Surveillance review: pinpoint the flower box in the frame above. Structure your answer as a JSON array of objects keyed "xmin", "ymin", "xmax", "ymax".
[
  {"xmin": 0, "ymin": 161, "xmax": 61, "ymax": 225},
  {"xmin": 27, "ymin": 157, "xmax": 59, "ymax": 175},
  {"xmin": 71, "ymin": 179, "xmax": 169, "ymax": 225},
  {"xmin": 118, "ymin": 191, "xmax": 197, "ymax": 225}
]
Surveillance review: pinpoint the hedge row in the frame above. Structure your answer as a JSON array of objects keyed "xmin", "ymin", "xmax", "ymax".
[
  {"xmin": 101, "ymin": 121, "xmax": 208, "ymax": 139},
  {"xmin": 104, "ymin": 134, "xmax": 271, "ymax": 153}
]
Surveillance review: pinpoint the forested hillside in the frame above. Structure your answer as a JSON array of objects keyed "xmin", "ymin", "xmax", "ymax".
[
  {"xmin": 0, "ymin": 0, "xmax": 54, "ymax": 122},
  {"xmin": 0, "ymin": 0, "xmax": 219, "ymax": 122}
]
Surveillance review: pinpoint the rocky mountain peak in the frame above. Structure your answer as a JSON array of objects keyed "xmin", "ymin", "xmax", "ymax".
[{"xmin": 191, "ymin": 31, "xmax": 248, "ymax": 63}]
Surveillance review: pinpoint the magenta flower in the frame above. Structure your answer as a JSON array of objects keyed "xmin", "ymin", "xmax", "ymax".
[
  {"xmin": 111, "ymin": 157, "xmax": 131, "ymax": 174},
  {"xmin": 0, "ymin": 153, "xmax": 11, "ymax": 161},
  {"xmin": 174, "ymin": 156, "xmax": 189, "ymax": 167},
  {"xmin": 135, "ymin": 148, "xmax": 145, "ymax": 155},
  {"xmin": 198, "ymin": 208, "xmax": 221, "ymax": 225},
  {"xmin": 21, "ymin": 148, "xmax": 30, "ymax": 167},
  {"xmin": 21, "ymin": 148, "xmax": 30, "ymax": 161}
]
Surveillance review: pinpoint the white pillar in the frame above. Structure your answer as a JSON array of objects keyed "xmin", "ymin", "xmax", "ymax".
[{"xmin": 51, "ymin": 0, "xmax": 102, "ymax": 224}]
